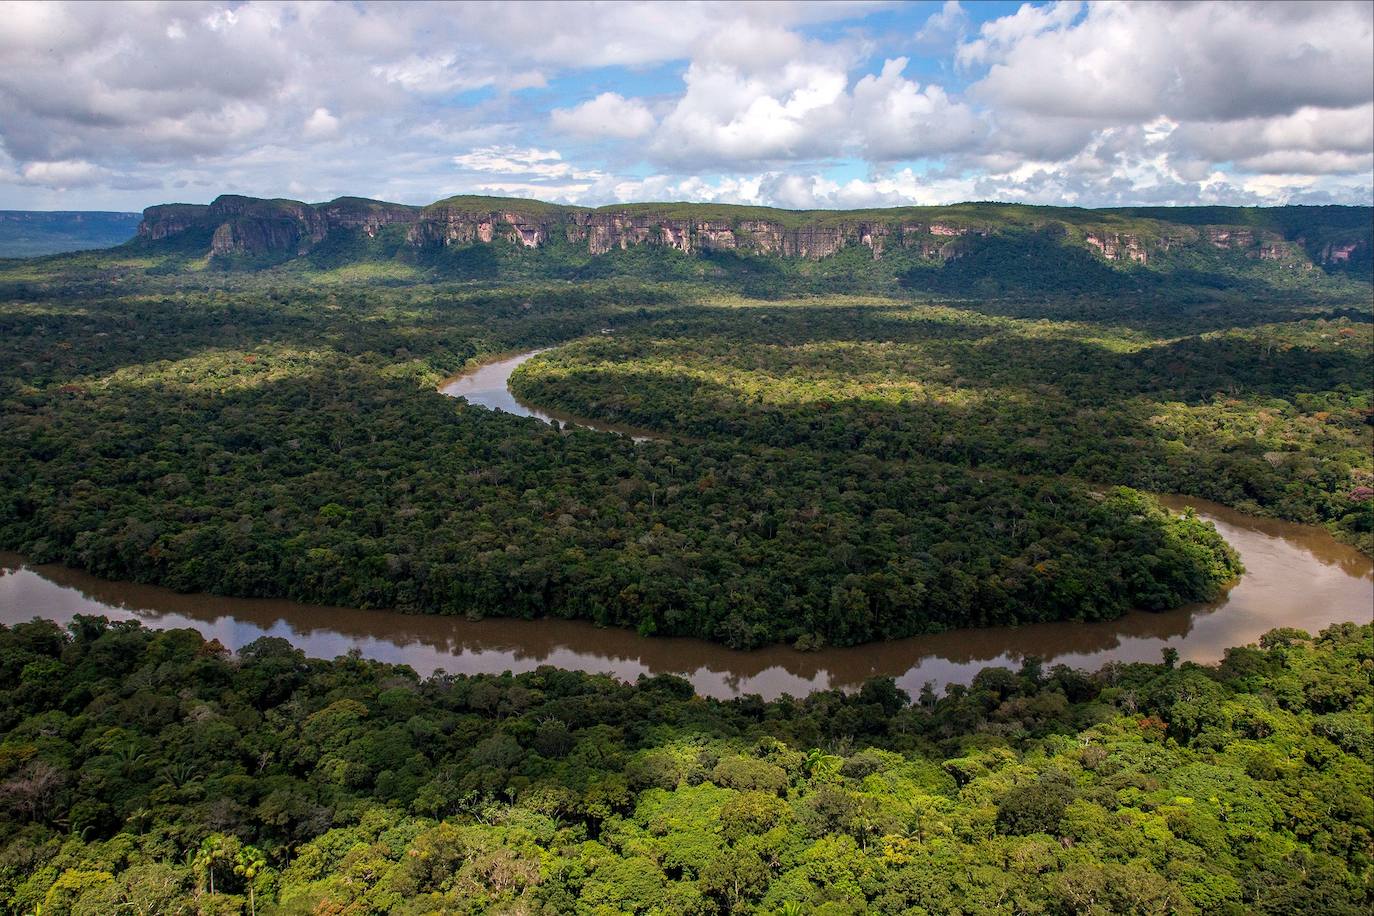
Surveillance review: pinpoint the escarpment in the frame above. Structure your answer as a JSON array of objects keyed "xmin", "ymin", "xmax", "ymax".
[{"xmin": 135, "ymin": 194, "xmax": 1372, "ymax": 274}]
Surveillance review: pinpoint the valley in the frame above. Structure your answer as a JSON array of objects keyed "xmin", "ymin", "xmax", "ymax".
[
  {"xmin": 3, "ymin": 4, "xmax": 1371, "ymax": 911},
  {"xmin": 0, "ymin": 194, "xmax": 1369, "ymax": 915}
]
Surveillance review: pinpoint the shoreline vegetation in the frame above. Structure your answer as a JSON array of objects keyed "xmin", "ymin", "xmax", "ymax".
[
  {"xmin": 2, "ymin": 198, "xmax": 1370, "ymax": 648},
  {"xmin": 0, "ymin": 194, "xmax": 1369, "ymax": 913},
  {"xmin": 0, "ymin": 616, "xmax": 1368, "ymax": 913}
]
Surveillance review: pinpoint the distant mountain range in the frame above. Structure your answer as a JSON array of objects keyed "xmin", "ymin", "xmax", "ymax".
[
  {"xmin": 9, "ymin": 195, "xmax": 1370, "ymax": 297},
  {"xmin": 134, "ymin": 193, "xmax": 1370, "ymax": 273},
  {"xmin": 113, "ymin": 193, "xmax": 1372, "ymax": 298},
  {"xmin": 0, "ymin": 210, "xmax": 141, "ymax": 257}
]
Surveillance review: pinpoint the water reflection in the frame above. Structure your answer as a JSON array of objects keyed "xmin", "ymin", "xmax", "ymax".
[
  {"xmin": 1, "ymin": 499, "xmax": 1368, "ymax": 699},
  {"xmin": 438, "ymin": 350, "xmax": 658, "ymax": 441}
]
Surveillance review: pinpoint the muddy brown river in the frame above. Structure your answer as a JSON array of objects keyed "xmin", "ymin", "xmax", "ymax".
[{"xmin": 1, "ymin": 351, "xmax": 1369, "ymax": 699}]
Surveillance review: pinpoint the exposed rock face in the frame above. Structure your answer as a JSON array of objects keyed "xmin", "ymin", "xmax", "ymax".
[
  {"xmin": 134, "ymin": 193, "xmax": 1369, "ymax": 272},
  {"xmin": 318, "ymin": 198, "xmax": 418, "ymax": 239},
  {"xmin": 140, "ymin": 195, "xmax": 1017, "ymax": 263},
  {"xmin": 1204, "ymin": 227, "xmax": 1256, "ymax": 249},
  {"xmin": 1321, "ymin": 241, "xmax": 1362, "ymax": 263},
  {"xmin": 1201, "ymin": 225, "xmax": 1302, "ymax": 263},
  {"xmin": 137, "ymin": 204, "xmax": 210, "ymax": 241},
  {"xmin": 408, "ymin": 206, "xmax": 556, "ymax": 249},
  {"xmin": 565, "ymin": 213, "xmax": 678, "ymax": 254},
  {"xmin": 210, "ymin": 218, "xmax": 303, "ymax": 257},
  {"xmin": 143, "ymin": 196, "xmax": 419, "ymax": 256},
  {"xmin": 1084, "ymin": 232, "xmax": 1150, "ymax": 265}
]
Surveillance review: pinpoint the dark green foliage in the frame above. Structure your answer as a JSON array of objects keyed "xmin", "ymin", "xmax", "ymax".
[
  {"xmin": 901, "ymin": 226, "xmax": 1146, "ymax": 297},
  {"xmin": 0, "ymin": 618, "xmax": 1368, "ymax": 913},
  {"xmin": 513, "ymin": 300, "xmax": 1373, "ymax": 551},
  {"xmin": 0, "ymin": 198, "xmax": 1369, "ymax": 913},
  {"xmin": 303, "ymin": 225, "xmax": 410, "ymax": 270},
  {"xmin": 995, "ymin": 780, "xmax": 1075, "ymax": 835},
  {"xmin": 0, "ymin": 279, "xmax": 1249, "ymax": 649}
]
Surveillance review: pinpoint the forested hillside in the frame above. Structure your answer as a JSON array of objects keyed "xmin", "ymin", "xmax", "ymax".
[
  {"xmin": 0, "ymin": 617, "xmax": 1368, "ymax": 914},
  {"xmin": 127, "ymin": 195, "xmax": 1373, "ymax": 297}
]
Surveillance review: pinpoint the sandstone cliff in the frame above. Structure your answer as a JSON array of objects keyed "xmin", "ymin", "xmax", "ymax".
[{"xmin": 136, "ymin": 194, "xmax": 1369, "ymax": 273}]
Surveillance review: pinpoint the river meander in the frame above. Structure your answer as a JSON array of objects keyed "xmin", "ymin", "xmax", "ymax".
[
  {"xmin": 439, "ymin": 349, "xmax": 659, "ymax": 440},
  {"xmin": 1, "ymin": 349, "xmax": 1368, "ymax": 699}
]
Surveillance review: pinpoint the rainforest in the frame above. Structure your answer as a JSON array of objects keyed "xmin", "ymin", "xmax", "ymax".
[
  {"xmin": 0, "ymin": 617, "xmax": 1370, "ymax": 914},
  {"xmin": 0, "ymin": 194, "xmax": 1371, "ymax": 913}
]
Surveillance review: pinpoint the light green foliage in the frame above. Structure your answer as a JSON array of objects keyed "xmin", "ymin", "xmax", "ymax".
[
  {"xmin": 0, "ymin": 278, "xmax": 1259, "ymax": 648},
  {"xmin": 0, "ymin": 199, "xmax": 1370, "ymax": 911},
  {"xmin": 0, "ymin": 618, "xmax": 1369, "ymax": 913},
  {"xmin": 513, "ymin": 297, "xmax": 1373, "ymax": 552}
]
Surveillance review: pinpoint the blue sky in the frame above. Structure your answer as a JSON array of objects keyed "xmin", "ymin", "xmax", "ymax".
[{"xmin": 1, "ymin": 1, "xmax": 1370, "ymax": 211}]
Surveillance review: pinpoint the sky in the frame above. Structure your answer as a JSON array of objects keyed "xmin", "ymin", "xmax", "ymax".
[{"xmin": 1, "ymin": 0, "xmax": 1371, "ymax": 213}]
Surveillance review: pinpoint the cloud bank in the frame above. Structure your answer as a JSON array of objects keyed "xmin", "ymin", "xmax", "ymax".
[{"xmin": 0, "ymin": 0, "xmax": 1369, "ymax": 210}]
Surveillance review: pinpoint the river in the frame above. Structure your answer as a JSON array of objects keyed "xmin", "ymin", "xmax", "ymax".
[
  {"xmin": 439, "ymin": 349, "xmax": 659, "ymax": 441},
  {"xmin": 0, "ymin": 348, "xmax": 1368, "ymax": 699},
  {"xmin": 0, "ymin": 502, "xmax": 1368, "ymax": 699}
]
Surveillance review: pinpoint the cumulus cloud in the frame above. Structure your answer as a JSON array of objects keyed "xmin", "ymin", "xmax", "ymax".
[
  {"xmin": 0, "ymin": 0, "xmax": 1369, "ymax": 210},
  {"xmin": 303, "ymin": 107, "xmax": 341, "ymax": 140},
  {"xmin": 647, "ymin": 41, "xmax": 984, "ymax": 168},
  {"xmin": 914, "ymin": 0, "xmax": 970, "ymax": 50},
  {"xmin": 18, "ymin": 159, "xmax": 111, "ymax": 189},
  {"xmin": 650, "ymin": 28, "xmax": 853, "ymax": 167},
  {"xmin": 1167, "ymin": 104, "xmax": 1374, "ymax": 174},
  {"xmin": 551, "ymin": 93, "xmax": 656, "ymax": 139},
  {"xmin": 965, "ymin": 1, "xmax": 1373, "ymax": 122},
  {"xmin": 956, "ymin": 0, "xmax": 1083, "ymax": 68},
  {"xmin": 851, "ymin": 58, "xmax": 985, "ymax": 159}
]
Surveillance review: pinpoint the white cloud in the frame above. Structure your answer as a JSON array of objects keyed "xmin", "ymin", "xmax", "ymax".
[
  {"xmin": 551, "ymin": 93, "xmax": 655, "ymax": 139},
  {"xmin": 453, "ymin": 146, "xmax": 605, "ymax": 183},
  {"xmin": 303, "ymin": 107, "xmax": 340, "ymax": 139},
  {"xmin": 447, "ymin": 1, "xmax": 873, "ymax": 69},
  {"xmin": 965, "ymin": 1, "xmax": 1374, "ymax": 122},
  {"xmin": 957, "ymin": 1, "xmax": 1083, "ymax": 68},
  {"xmin": 18, "ymin": 159, "xmax": 110, "ymax": 189},
  {"xmin": 851, "ymin": 58, "xmax": 985, "ymax": 159},
  {"xmin": 1168, "ymin": 104, "xmax": 1374, "ymax": 167},
  {"xmin": 369, "ymin": 54, "xmax": 547, "ymax": 94},
  {"xmin": 0, "ymin": 0, "xmax": 1368, "ymax": 211},
  {"xmin": 651, "ymin": 57, "xmax": 851, "ymax": 166},
  {"xmin": 372, "ymin": 54, "xmax": 472, "ymax": 93},
  {"xmin": 915, "ymin": 0, "xmax": 969, "ymax": 49},
  {"xmin": 758, "ymin": 169, "xmax": 979, "ymax": 209}
]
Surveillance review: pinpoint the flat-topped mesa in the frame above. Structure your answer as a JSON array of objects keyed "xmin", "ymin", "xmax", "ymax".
[
  {"xmin": 134, "ymin": 193, "xmax": 1371, "ymax": 269},
  {"xmin": 140, "ymin": 195, "xmax": 421, "ymax": 256},
  {"xmin": 560, "ymin": 212, "xmax": 994, "ymax": 259},
  {"xmin": 137, "ymin": 203, "xmax": 210, "ymax": 241},
  {"xmin": 316, "ymin": 197, "xmax": 420, "ymax": 238},
  {"xmin": 409, "ymin": 200, "xmax": 560, "ymax": 249}
]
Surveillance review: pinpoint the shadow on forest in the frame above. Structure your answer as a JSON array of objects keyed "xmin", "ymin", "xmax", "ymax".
[{"xmin": 576, "ymin": 302, "xmax": 1372, "ymax": 407}]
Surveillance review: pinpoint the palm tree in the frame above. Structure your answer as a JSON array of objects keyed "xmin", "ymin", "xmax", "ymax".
[
  {"xmin": 235, "ymin": 845, "xmax": 267, "ymax": 916},
  {"xmin": 192, "ymin": 834, "xmax": 240, "ymax": 897},
  {"xmin": 803, "ymin": 748, "xmax": 842, "ymax": 781}
]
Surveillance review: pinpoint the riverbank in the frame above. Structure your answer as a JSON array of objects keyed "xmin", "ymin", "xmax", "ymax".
[{"xmin": 2, "ymin": 496, "xmax": 1367, "ymax": 699}]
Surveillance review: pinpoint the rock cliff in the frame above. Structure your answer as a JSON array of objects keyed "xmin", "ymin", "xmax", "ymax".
[{"xmin": 136, "ymin": 194, "xmax": 1370, "ymax": 273}]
